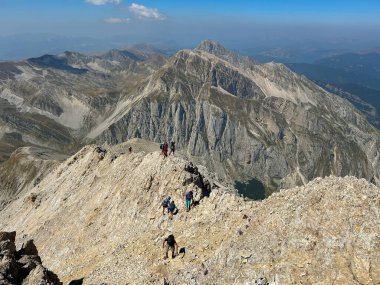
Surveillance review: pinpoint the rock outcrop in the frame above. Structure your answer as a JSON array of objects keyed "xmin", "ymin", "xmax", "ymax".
[
  {"xmin": 0, "ymin": 231, "xmax": 61, "ymax": 285},
  {"xmin": 0, "ymin": 144, "xmax": 379, "ymax": 284}
]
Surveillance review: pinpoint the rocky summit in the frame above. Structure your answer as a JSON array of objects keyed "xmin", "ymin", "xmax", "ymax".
[
  {"xmin": 1, "ymin": 40, "xmax": 380, "ymax": 192},
  {"xmin": 0, "ymin": 144, "xmax": 379, "ymax": 284}
]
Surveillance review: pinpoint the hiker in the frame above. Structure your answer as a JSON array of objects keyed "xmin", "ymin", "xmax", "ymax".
[
  {"xmin": 128, "ymin": 146, "xmax": 132, "ymax": 153},
  {"xmin": 161, "ymin": 196, "xmax": 171, "ymax": 215},
  {"xmin": 167, "ymin": 200, "xmax": 177, "ymax": 219},
  {"xmin": 162, "ymin": 234, "xmax": 178, "ymax": 259},
  {"xmin": 185, "ymin": 190, "xmax": 193, "ymax": 212},
  {"xmin": 162, "ymin": 141, "xmax": 169, "ymax": 158},
  {"xmin": 169, "ymin": 141, "xmax": 175, "ymax": 155}
]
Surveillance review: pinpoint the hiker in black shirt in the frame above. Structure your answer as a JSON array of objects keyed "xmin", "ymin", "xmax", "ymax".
[
  {"xmin": 162, "ymin": 234, "xmax": 178, "ymax": 259},
  {"xmin": 169, "ymin": 141, "xmax": 175, "ymax": 155}
]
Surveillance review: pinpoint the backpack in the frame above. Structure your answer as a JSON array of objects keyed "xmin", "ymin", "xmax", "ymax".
[
  {"xmin": 167, "ymin": 234, "xmax": 175, "ymax": 246},
  {"xmin": 160, "ymin": 143, "xmax": 164, "ymax": 150},
  {"xmin": 168, "ymin": 203, "xmax": 175, "ymax": 211},
  {"xmin": 186, "ymin": 192, "xmax": 192, "ymax": 200},
  {"xmin": 162, "ymin": 199, "xmax": 169, "ymax": 206}
]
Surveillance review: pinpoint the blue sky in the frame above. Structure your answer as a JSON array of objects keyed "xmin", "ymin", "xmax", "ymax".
[{"xmin": 0, "ymin": 0, "xmax": 380, "ymax": 59}]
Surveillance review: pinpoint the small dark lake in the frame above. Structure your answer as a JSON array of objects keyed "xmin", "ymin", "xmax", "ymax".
[{"xmin": 235, "ymin": 178, "xmax": 266, "ymax": 200}]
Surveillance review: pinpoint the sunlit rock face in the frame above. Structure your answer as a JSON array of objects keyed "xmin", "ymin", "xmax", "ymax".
[{"xmin": 0, "ymin": 144, "xmax": 379, "ymax": 284}]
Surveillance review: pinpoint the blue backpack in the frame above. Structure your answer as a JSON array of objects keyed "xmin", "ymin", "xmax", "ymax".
[
  {"xmin": 162, "ymin": 199, "xmax": 169, "ymax": 206},
  {"xmin": 168, "ymin": 203, "xmax": 175, "ymax": 211}
]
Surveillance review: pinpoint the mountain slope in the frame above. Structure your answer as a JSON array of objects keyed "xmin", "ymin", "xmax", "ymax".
[
  {"xmin": 286, "ymin": 52, "xmax": 380, "ymax": 128},
  {"xmin": 89, "ymin": 40, "xmax": 380, "ymax": 190},
  {"xmin": 0, "ymin": 48, "xmax": 167, "ymax": 162},
  {"xmin": 0, "ymin": 146, "xmax": 67, "ymax": 209},
  {"xmin": 1, "ymin": 41, "xmax": 380, "ymax": 193},
  {"xmin": 0, "ymin": 145, "xmax": 379, "ymax": 284}
]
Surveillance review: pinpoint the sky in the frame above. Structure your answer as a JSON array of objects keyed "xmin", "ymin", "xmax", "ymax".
[{"xmin": 0, "ymin": 0, "xmax": 380, "ymax": 60}]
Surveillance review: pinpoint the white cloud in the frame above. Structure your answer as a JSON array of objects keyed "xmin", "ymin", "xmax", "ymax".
[
  {"xmin": 104, "ymin": 17, "xmax": 130, "ymax": 23},
  {"xmin": 86, "ymin": 0, "xmax": 122, "ymax": 5},
  {"xmin": 129, "ymin": 3, "xmax": 165, "ymax": 20}
]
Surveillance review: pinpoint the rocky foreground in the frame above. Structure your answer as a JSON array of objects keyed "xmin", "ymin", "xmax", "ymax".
[
  {"xmin": 0, "ymin": 231, "xmax": 61, "ymax": 284},
  {"xmin": 0, "ymin": 145, "xmax": 379, "ymax": 284}
]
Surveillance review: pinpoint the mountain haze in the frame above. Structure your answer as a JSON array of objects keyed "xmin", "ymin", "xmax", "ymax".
[{"xmin": 286, "ymin": 52, "xmax": 380, "ymax": 128}]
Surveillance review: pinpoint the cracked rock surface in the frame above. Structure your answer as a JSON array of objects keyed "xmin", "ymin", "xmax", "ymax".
[{"xmin": 0, "ymin": 145, "xmax": 379, "ymax": 284}]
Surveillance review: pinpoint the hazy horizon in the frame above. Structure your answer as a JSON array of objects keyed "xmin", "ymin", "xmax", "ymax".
[{"xmin": 1, "ymin": 0, "xmax": 380, "ymax": 61}]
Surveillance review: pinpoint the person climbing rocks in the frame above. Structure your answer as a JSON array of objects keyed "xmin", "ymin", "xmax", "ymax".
[
  {"xmin": 163, "ymin": 234, "xmax": 178, "ymax": 259},
  {"xmin": 169, "ymin": 141, "xmax": 175, "ymax": 155},
  {"xmin": 185, "ymin": 190, "xmax": 193, "ymax": 212},
  {"xmin": 163, "ymin": 141, "xmax": 169, "ymax": 158},
  {"xmin": 167, "ymin": 200, "xmax": 177, "ymax": 219},
  {"xmin": 161, "ymin": 196, "xmax": 171, "ymax": 215},
  {"xmin": 128, "ymin": 146, "xmax": 132, "ymax": 153}
]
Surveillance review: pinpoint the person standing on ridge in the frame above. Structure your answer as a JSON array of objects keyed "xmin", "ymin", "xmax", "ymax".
[
  {"xmin": 185, "ymin": 190, "xmax": 193, "ymax": 212},
  {"xmin": 169, "ymin": 141, "xmax": 175, "ymax": 155},
  {"xmin": 161, "ymin": 196, "xmax": 171, "ymax": 215},
  {"xmin": 163, "ymin": 234, "xmax": 178, "ymax": 259},
  {"xmin": 163, "ymin": 141, "xmax": 169, "ymax": 158}
]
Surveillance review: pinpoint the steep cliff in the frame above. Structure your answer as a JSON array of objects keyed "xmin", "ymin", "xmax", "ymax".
[
  {"xmin": 92, "ymin": 40, "xmax": 380, "ymax": 190},
  {"xmin": 0, "ymin": 144, "xmax": 379, "ymax": 284}
]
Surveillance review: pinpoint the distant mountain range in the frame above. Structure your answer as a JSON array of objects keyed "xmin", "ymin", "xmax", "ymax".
[
  {"xmin": 0, "ymin": 34, "xmax": 175, "ymax": 61},
  {"xmin": 286, "ymin": 52, "xmax": 380, "ymax": 128},
  {"xmin": 1, "ymin": 40, "xmax": 380, "ymax": 193}
]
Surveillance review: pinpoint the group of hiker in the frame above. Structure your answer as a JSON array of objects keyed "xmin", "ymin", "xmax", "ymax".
[
  {"xmin": 160, "ymin": 141, "xmax": 175, "ymax": 158},
  {"xmin": 161, "ymin": 189, "xmax": 194, "ymax": 259}
]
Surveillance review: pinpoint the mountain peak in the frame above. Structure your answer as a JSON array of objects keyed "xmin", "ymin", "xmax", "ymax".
[
  {"xmin": 195, "ymin": 39, "xmax": 229, "ymax": 54},
  {"xmin": 195, "ymin": 39, "xmax": 259, "ymax": 68}
]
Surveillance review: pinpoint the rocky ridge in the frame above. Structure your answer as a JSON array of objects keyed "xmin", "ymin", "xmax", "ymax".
[
  {"xmin": 0, "ymin": 144, "xmax": 379, "ymax": 284},
  {"xmin": 0, "ymin": 231, "xmax": 61, "ymax": 285}
]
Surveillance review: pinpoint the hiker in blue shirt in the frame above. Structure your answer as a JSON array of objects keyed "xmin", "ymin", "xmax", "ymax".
[
  {"xmin": 168, "ymin": 200, "xmax": 177, "ymax": 219},
  {"xmin": 161, "ymin": 196, "xmax": 171, "ymax": 215}
]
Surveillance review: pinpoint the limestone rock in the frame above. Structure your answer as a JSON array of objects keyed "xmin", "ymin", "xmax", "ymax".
[
  {"xmin": 0, "ymin": 145, "xmax": 378, "ymax": 284},
  {"xmin": 0, "ymin": 232, "xmax": 61, "ymax": 285}
]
